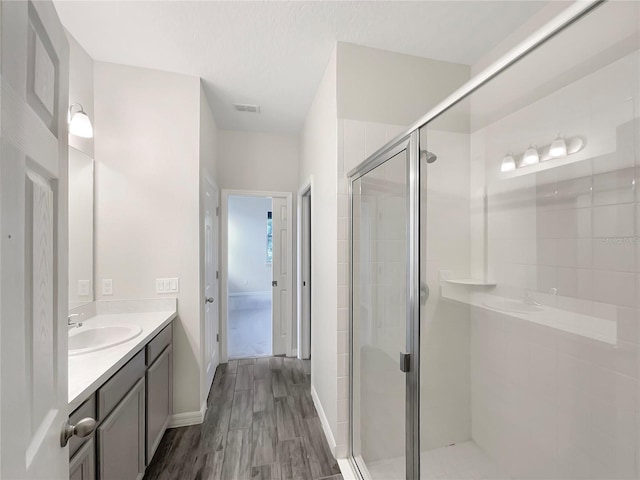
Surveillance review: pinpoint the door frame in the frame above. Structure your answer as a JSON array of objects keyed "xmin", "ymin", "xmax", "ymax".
[
  {"xmin": 220, "ymin": 189, "xmax": 294, "ymax": 362},
  {"xmin": 347, "ymin": 131, "xmax": 420, "ymax": 480},
  {"xmin": 296, "ymin": 177, "xmax": 313, "ymax": 360},
  {"xmin": 201, "ymin": 173, "xmax": 219, "ymax": 397}
]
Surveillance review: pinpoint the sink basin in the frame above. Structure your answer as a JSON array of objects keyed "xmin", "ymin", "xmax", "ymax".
[
  {"xmin": 483, "ymin": 299, "xmax": 543, "ymax": 314},
  {"xmin": 69, "ymin": 325, "xmax": 143, "ymax": 356}
]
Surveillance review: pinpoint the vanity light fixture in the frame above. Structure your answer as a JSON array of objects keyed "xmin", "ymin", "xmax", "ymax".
[
  {"xmin": 548, "ymin": 135, "xmax": 568, "ymax": 158},
  {"xmin": 68, "ymin": 103, "xmax": 93, "ymax": 138},
  {"xmin": 521, "ymin": 145, "xmax": 539, "ymax": 166},
  {"xmin": 501, "ymin": 153, "xmax": 516, "ymax": 172},
  {"xmin": 501, "ymin": 135, "xmax": 585, "ymax": 174}
]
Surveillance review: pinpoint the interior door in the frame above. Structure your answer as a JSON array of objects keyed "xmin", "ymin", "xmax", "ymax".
[
  {"xmin": 300, "ymin": 192, "xmax": 311, "ymax": 360},
  {"xmin": 350, "ymin": 132, "xmax": 419, "ymax": 480},
  {"xmin": 1, "ymin": 1, "xmax": 70, "ymax": 478},
  {"xmin": 271, "ymin": 196, "xmax": 290, "ymax": 356},
  {"xmin": 204, "ymin": 176, "xmax": 219, "ymax": 392}
]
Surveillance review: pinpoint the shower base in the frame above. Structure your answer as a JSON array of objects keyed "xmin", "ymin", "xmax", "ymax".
[{"xmin": 365, "ymin": 440, "xmax": 510, "ymax": 480}]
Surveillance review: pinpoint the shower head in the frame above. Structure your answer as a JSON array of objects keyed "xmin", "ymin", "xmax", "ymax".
[{"xmin": 421, "ymin": 150, "xmax": 438, "ymax": 164}]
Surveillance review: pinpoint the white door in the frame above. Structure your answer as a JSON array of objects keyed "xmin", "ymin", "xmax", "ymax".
[
  {"xmin": 204, "ymin": 177, "xmax": 219, "ymax": 392},
  {"xmin": 1, "ymin": 1, "xmax": 70, "ymax": 479},
  {"xmin": 271, "ymin": 196, "xmax": 290, "ymax": 355}
]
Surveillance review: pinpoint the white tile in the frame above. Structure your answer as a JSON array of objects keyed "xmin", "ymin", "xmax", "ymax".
[
  {"xmin": 338, "ymin": 262, "xmax": 347, "ymax": 287},
  {"xmin": 338, "ymin": 284, "xmax": 348, "ymax": 309},
  {"xmin": 337, "ymin": 307, "xmax": 348, "ymax": 332},
  {"xmin": 592, "ymin": 203, "xmax": 635, "ymax": 238},
  {"xmin": 592, "ymin": 270, "xmax": 637, "ymax": 307},
  {"xmin": 337, "ymin": 331, "xmax": 348, "ymax": 355},
  {"xmin": 337, "ymin": 193, "xmax": 348, "ymax": 219},
  {"xmin": 337, "ymin": 376, "xmax": 347, "ymax": 400},
  {"xmin": 364, "ymin": 121, "xmax": 387, "ymax": 158},
  {"xmin": 343, "ymin": 119, "xmax": 365, "ymax": 174},
  {"xmin": 337, "ymin": 398, "xmax": 347, "ymax": 423},
  {"xmin": 592, "ymin": 237, "xmax": 636, "ymax": 272},
  {"xmin": 337, "ymin": 353, "xmax": 348, "ymax": 378},
  {"xmin": 592, "ymin": 167, "xmax": 637, "ymax": 206}
]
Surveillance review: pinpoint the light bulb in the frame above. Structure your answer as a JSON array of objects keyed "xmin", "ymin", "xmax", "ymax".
[
  {"xmin": 501, "ymin": 154, "xmax": 516, "ymax": 172},
  {"xmin": 69, "ymin": 111, "xmax": 93, "ymax": 138},
  {"xmin": 548, "ymin": 136, "xmax": 567, "ymax": 158},
  {"xmin": 521, "ymin": 145, "xmax": 539, "ymax": 166}
]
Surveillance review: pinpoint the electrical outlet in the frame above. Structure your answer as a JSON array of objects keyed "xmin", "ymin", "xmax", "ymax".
[
  {"xmin": 156, "ymin": 278, "xmax": 179, "ymax": 293},
  {"xmin": 78, "ymin": 280, "xmax": 91, "ymax": 296},
  {"xmin": 102, "ymin": 279, "xmax": 113, "ymax": 295}
]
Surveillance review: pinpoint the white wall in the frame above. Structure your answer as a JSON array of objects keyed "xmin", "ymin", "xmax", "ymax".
[
  {"xmin": 228, "ymin": 195, "xmax": 272, "ymax": 295},
  {"xmin": 67, "ymin": 30, "xmax": 94, "ymax": 157},
  {"xmin": 337, "ymin": 42, "xmax": 470, "ymax": 128},
  {"xmin": 217, "ymin": 130, "xmax": 299, "ymax": 193},
  {"xmin": 300, "ymin": 47, "xmax": 339, "ymax": 451},
  {"xmin": 94, "ymin": 62, "xmax": 204, "ymax": 416}
]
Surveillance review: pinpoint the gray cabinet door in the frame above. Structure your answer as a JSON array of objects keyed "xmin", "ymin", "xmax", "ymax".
[
  {"xmin": 69, "ymin": 438, "xmax": 96, "ymax": 480},
  {"xmin": 98, "ymin": 378, "xmax": 145, "ymax": 480},
  {"xmin": 146, "ymin": 345, "xmax": 173, "ymax": 465}
]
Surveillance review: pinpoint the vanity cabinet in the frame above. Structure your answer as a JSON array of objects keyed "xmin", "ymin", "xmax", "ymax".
[
  {"xmin": 70, "ymin": 438, "xmax": 96, "ymax": 480},
  {"xmin": 145, "ymin": 326, "xmax": 173, "ymax": 464},
  {"xmin": 68, "ymin": 322, "xmax": 173, "ymax": 480},
  {"xmin": 98, "ymin": 378, "xmax": 145, "ymax": 480}
]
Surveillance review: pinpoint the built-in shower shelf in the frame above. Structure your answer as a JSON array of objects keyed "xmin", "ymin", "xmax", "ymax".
[{"xmin": 444, "ymin": 278, "xmax": 497, "ymax": 287}]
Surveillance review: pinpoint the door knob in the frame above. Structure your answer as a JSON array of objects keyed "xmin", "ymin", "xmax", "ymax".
[
  {"xmin": 272, "ymin": 280, "xmax": 278, "ymax": 287},
  {"xmin": 206, "ymin": 297, "xmax": 215, "ymax": 304},
  {"xmin": 60, "ymin": 417, "xmax": 96, "ymax": 447}
]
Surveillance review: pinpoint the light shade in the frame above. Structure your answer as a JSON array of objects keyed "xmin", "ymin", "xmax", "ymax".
[
  {"xmin": 68, "ymin": 103, "xmax": 93, "ymax": 138},
  {"xmin": 549, "ymin": 136, "xmax": 567, "ymax": 158},
  {"xmin": 521, "ymin": 145, "xmax": 539, "ymax": 166},
  {"xmin": 501, "ymin": 154, "xmax": 516, "ymax": 172}
]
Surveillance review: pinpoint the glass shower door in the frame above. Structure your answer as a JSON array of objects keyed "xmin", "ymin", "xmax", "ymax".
[{"xmin": 351, "ymin": 133, "xmax": 419, "ymax": 480}]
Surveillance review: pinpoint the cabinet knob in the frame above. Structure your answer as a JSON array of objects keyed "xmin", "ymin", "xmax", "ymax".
[
  {"xmin": 60, "ymin": 417, "xmax": 96, "ymax": 447},
  {"xmin": 206, "ymin": 297, "xmax": 215, "ymax": 304}
]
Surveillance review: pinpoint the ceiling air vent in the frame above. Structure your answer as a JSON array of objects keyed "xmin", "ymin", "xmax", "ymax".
[{"xmin": 233, "ymin": 103, "xmax": 261, "ymax": 113}]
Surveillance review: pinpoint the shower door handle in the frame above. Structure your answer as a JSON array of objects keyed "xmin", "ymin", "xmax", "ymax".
[{"xmin": 399, "ymin": 352, "xmax": 411, "ymax": 373}]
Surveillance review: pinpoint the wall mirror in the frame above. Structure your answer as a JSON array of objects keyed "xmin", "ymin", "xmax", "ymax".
[{"xmin": 68, "ymin": 146, "xmax": 94, "ymax": 309}]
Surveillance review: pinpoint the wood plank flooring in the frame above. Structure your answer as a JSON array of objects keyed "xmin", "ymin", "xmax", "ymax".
[{"xmin": 144, "ymin": 357, "xmax": 342, "ymax": 480}]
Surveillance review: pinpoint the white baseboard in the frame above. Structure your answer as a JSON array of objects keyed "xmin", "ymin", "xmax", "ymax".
[
  {"xmin": 310, "ymin": 385, "xmax": 337, "ymax": 456},
  {"xmin": 168, "ymin": 400, "xmax": 207, "ymax": 428}
]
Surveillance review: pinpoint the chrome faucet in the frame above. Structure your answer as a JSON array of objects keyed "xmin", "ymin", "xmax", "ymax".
[
  {"xmin": 523, "ymin": 289, "xmax": 541, "ymax": 306},
  {"xmin": 68, "ymin": 313, "xmax": 84, "ymax": 328}
]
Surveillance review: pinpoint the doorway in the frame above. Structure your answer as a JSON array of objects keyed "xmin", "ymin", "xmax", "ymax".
[
  {"xmin": 298, "ymin": 181, "xmax": 312, "ymax": 360},
  {"xmin": 222, "ymin": 190, "xmax": 293, "ymax": 361}
]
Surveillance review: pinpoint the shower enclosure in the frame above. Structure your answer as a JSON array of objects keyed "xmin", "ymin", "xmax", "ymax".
[{"xmin": 349, "ymin": 2, "xmax": 640, "ymax": 479}]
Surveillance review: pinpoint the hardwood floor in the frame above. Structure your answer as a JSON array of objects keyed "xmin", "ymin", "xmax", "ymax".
[{"xmin": 144, "ymin": 357, "xmax": 342, "ymax": 480}]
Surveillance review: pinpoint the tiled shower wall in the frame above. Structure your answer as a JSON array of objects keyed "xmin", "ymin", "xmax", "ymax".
[
  {"xmin": 471, "ymin": 121, "xmax": 640, "ymax": 479},
  {"xmin": 336, "ymin": 119, "xmax": 406, "ymax": 457}
]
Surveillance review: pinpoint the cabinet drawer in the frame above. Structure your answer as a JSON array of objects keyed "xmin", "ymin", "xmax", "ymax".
[
  {"xmin": 98, "ymin": 350, "xmax": 145, "ymax": 421},
  {"xmin": 69, "ymin": 395, "xmax": 96, "ymax": 459},
  {"xmin": 146, "ymin": 324, "xmax": 172, "ymax": 366}
]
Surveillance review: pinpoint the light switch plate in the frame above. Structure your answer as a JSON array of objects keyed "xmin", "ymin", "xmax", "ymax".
[
  {"xmin": 156, "ymin": 277, "xmax": 179, "ymax": 294},
  {"xmin": 102, "ymin": 279, "xmax": 113, "ymax": 295}
]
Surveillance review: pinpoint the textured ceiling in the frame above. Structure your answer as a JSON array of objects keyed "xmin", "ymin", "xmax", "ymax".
[{"xmin": 54, "ymin": 1, "xmax": 548, "ymax": 134}]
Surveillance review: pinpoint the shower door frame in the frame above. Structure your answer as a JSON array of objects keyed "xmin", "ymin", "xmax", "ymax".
[
  {"xmin": 347, "ymin": 131, "xmax": 421, "ymax": 480},
  {"xmin": 344, "ymin": 3, "xmax": 605, "ymax": 479}
]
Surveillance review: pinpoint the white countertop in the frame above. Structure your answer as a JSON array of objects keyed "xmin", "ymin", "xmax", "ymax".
[{"xmin": 68, "ymin": 309, "xmax": 176, "ymax": 411}]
